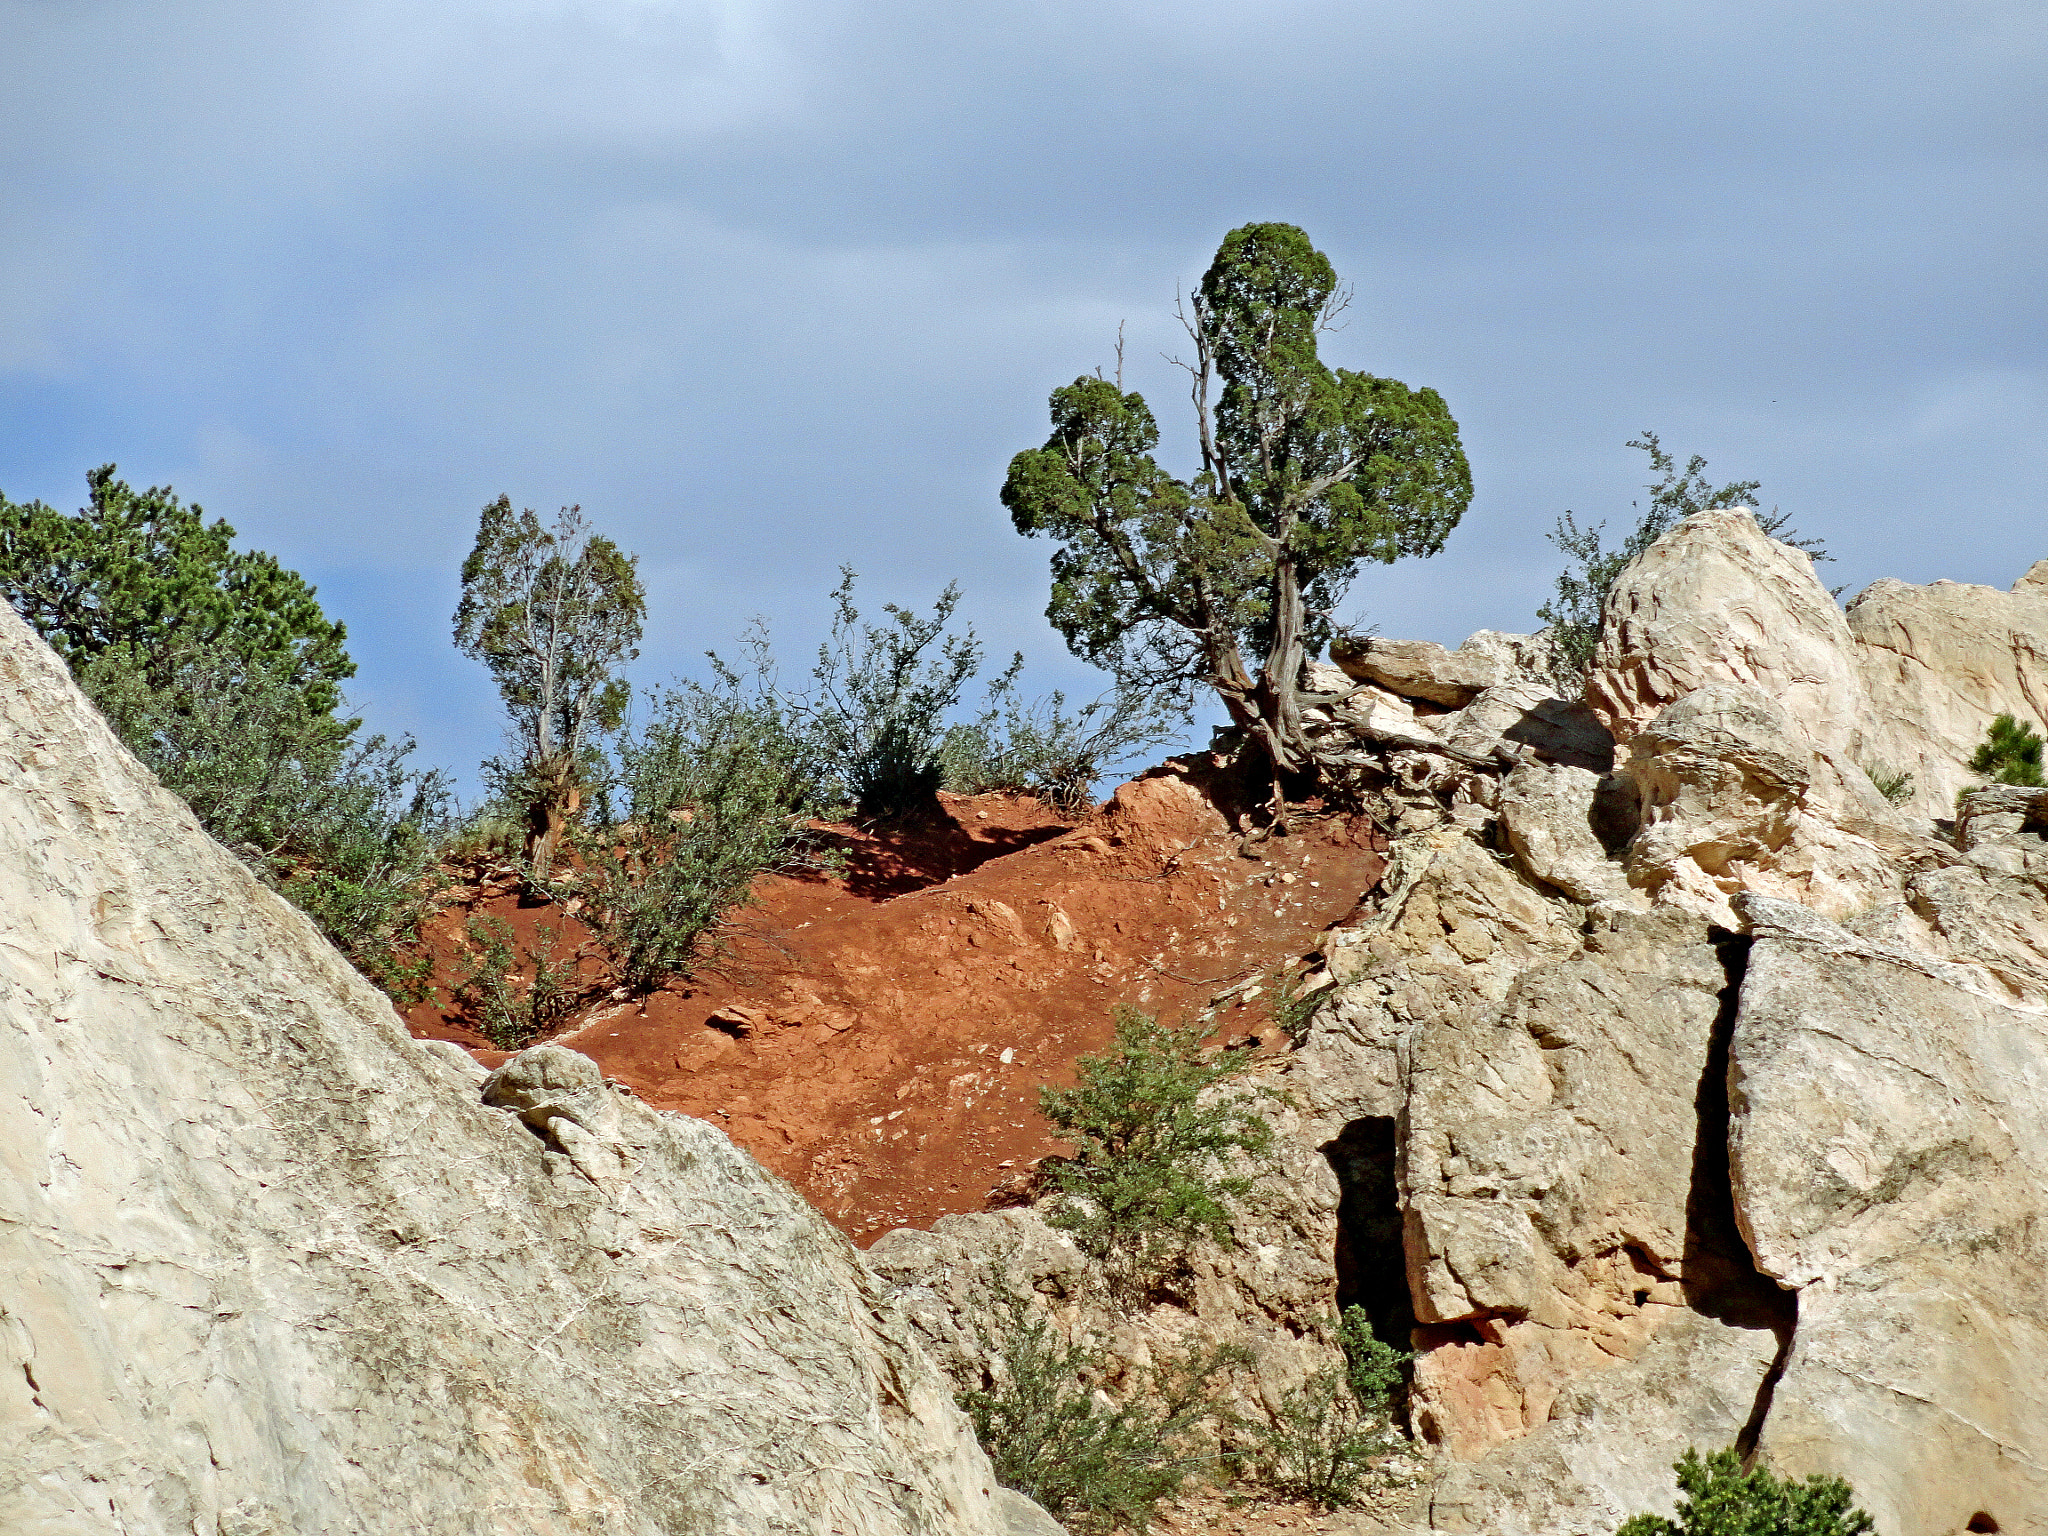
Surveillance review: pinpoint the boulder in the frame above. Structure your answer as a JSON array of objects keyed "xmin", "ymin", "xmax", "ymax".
[
  {"xmin": 1733, "ymin": 895, "xmax": 2048, "ymax": 1535},
  {"xmin": 1497, "ymin": 761, "xmax": 1637, "ymax": 907},
  {"xmin": 1330, "ymin": 635, "xmax": 1502, "ymax": 706},
  {"xmin": 0, "ymin": 604, "xmax": 1042, "ymax": 1536},
  {"xmin": 1586, "ymin": 509, "xmax": 1859, "ymax": 755},
  {"xmin": 1847, "ymin": 571, "xmax": 2048, "ymax": 817}
]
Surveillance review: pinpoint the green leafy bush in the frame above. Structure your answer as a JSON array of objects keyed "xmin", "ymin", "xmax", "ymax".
[
  {"xmin": 577, "ymin": 641, "xmax": 826, "ymax": 992},
  {"xmin": 1970, "ymin": 713, "xmax": 2046, "ymax": 788},
  {"xmin": 940, "ymin": 657, "xmax": 1177, "ymax": 815},
  {"xmin": 799, "ymin": 567, "xmax": 982, "ymax": 820},
  {"xmin": 1539, "ymin": 434, "xmax": 1827, "ymax": 681},
  {"xmin": 1038, "ymin": 1007, "xmax": 1274, "ymax": 1287},
  {"xmin": 1250, "ymin": 1306, "xmax": 1408, "ymax": 1508},
  {"xmin": 78, "ymin": 631, "xmax": 450, "ymax": 995},
  {"xmin": 2, "ymin": 468, "xmax": 450, "ymax": 999},
  {"xmin": 963, "ymin": 1293, "xmax": 1243, "ymax": 1536},
  {"xmin": 453, "ymin": 915, "xmax": 581, "ymax": 1050},
  {"xmin": 1617, "ymin": 1447, "xmax": 1873, "ymax": 1536}
]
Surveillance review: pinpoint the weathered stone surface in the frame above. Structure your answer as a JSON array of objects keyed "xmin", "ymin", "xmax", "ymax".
[
  {"xmin": 1733, "ymin": 895, "xmax": 2048, "ymax": 1536},
  {"xmin": 1401, "ymin": 910, "xmax": 1784, "ymax": 1457},
  {"xmin": 1618, "ymin": 682, "xmax": 1913, "ymax": 927},
  {"xmin": 0, "ymin": 604, "xmax": 1039, "ymax": 1536},
  {"xmin": 1497, "ymin": 761, "xmax": 1636, "ymax": 906},
  {"xmin": 1586, "ymin": 509, "xmax": 1856, "ymax": 753},
  {"xmin": 1331, "ymin": 636, "xmax": 1503, "ymax": 706},
  {"xmin": 1414, "ymin": 1310, "xmax": 1779, "ymax": 1536},
  {"xmin": 1846, "ymin": 570, "xmax": 2048, "ymax": 817}
]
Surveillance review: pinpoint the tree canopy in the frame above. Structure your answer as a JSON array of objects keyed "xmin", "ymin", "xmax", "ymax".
[
  {"xmin": 1, "ymin": 463, "xmax": 354, "ymax": 726},
  {"xmin": 1003, "ymin": 223, "xmax": 1471, "ymax": 790}
]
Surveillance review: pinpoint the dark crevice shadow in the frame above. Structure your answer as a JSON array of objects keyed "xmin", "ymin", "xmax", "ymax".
[
  {"xmin": 1323, "ymin": 1115, "xmax": 1417, "ymax": 1350},
  {"xmin": 1689, "ymin": 929, "xmax": 1799, "ymax": 1458}
]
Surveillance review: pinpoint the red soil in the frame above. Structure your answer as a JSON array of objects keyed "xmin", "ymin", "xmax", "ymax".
[{"xmin": 403, "ymin": 760, "xmax": 1386, "ymax": 1245}]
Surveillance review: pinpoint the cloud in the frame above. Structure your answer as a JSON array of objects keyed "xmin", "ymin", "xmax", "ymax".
[{"xmin": 1, "ymin": 0, "xmax": 2042, "ymax": 790}]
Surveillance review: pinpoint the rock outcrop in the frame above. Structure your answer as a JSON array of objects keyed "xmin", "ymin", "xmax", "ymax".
[
  {"xmin": 0, "ymin": 603, "xmax": 1046, "ymax": 1535},
  {"xmin": 881, "ymin": 512, "xmax": 2048, "ymax": 1535}
]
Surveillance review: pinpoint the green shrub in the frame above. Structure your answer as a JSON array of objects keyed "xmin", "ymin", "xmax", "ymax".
[
  {"xmin": 577, "ymin": 642, "xmax": 826, "ymax": 992},
  {"xmin": 1861, "ymin": 763, "xmax": 1914, "ymax": 804},
  {"xmin": 1038, "ymin": 1007, "xmax": 1274, "ymax": 1287},
  {"xmin": 1970, "ymin": 713, "xmax": 2046, "ymax": 788},
  {"xmin": 1539, "ymin": 433, "xmax": 1826, "ymax": 682},
  {"xmin": 800, "ymin": 567, "xmax": 982, "ymax": 820},
  {"xmin": 1617, "ymin": 1447, "xmax": 1873, "ymax": 1536},
  {"xmin": 1250, "ymin": 1306, "xmax": 1408, "ymax": 1508},
  {"xmin": 940, "ymin": 657, "xmax": 1177, "ymax": 815},
  {"xmin": 78, "ymin": 633, "xmax": 450, "ymax": 994},
  {"xmin": 963, "ymin": 1293, "xmax": 1243, "ymax": 1536},
  {"xmin": 453, "ymin": 915, "xmax": 581, "ymax": 1050}
]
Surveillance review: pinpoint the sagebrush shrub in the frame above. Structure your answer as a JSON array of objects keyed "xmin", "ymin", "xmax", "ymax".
[
  {"xmin": 578, "ymin": 647, "xmax": 825, "ymax": 992},
  {"xmin": 963, "ymin": 1292, "xmax": 1243, "ymax": 1536},
  {"xmin": 1038, "ymin": 1007, "xmax": 1274, "ymax": 1288},
  {"xmin": 1250, "ymin": 1306, "xmax": 1408, "ymax": 1508}
]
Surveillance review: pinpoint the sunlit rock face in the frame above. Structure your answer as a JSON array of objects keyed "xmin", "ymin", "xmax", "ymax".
[
  {"xmin": 887, "ymin": 516, "xmax": 2048, "ymax": 1535},
  {"xmin": 0, "ymin": 602, "xmax": 1034, "ymax": 1536}
]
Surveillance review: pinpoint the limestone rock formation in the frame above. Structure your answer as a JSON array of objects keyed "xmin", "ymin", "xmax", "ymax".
[
  {"xmin": 0, "ymin": 603, "xmax": 1044, "ymax": 1535},
  {"xmin": 878, "ymin": 513, "xmax": 2048, "ymax": 1536}
]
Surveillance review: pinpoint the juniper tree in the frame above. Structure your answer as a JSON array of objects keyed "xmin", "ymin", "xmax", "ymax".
[
  {"xmin": 1003, "ymin": 224, "xmax": 1470, "ymax": 814},
  {"xmin": 454, "ymin": 498, "xmax": 644, "ymax": 877}
]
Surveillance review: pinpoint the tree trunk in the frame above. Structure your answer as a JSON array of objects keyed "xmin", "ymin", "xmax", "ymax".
[{"xmin": 524, "ymin": 752, "xmax": 578, "ymax": 880}]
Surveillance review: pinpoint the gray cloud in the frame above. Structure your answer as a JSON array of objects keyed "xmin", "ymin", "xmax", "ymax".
[{"xmin": 2, "ymin": 0, "xmax": 2042, "ymax": 788}]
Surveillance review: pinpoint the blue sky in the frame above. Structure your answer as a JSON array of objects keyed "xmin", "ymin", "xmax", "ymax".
[{"xmin": 4, "ymin": 0, "xmax": 2043, "ymax": 795}]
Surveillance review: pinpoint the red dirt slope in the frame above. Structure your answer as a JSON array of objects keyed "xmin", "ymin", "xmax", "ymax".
[{"xmin": 404, "ymin": 761, "xmax": 1386, "ymax": 1243}]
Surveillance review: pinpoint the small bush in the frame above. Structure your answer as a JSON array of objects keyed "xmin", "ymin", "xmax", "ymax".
[
  {"xmin": 963, "ymin": 1292, "xmax": 1244, "ymax": 1536},
  {"xmin": 1862, "ymin": 763, "xmax": 1914, "ymax": 804},
  {"xmin": 940, "ymin": 658, "xmax": 1177, "ymax": 815},
  {"xmin": 454, "ymin": 915, "xmax": 580, "ymax": 1050},
  {"xmin": 799, "ymin": 567, "xmax": 981, "ymax": 820},
  {"xmin": 1970, "ymin": 713, "xmax": 2046, "ymax": 788},
  {"xmin": 1616, "ymin": 1447, "xmax": 1873, "ymax": 1536},
  {"xmin": 1250, "ymin": 1306, "xmax": 1408, "ymax": 1508},
  {"xmin": 578, "ymin": 640, "xmax": 826, "ymax": 992},
  {"xmin": 1038, "ymin": 1007, "xmax": 1274, "ymax": 1288}
]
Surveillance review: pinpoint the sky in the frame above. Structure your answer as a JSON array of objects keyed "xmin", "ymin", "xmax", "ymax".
[{"xmin": 3, "ymin": 0, "xmax": 2043, "ymax": 797}]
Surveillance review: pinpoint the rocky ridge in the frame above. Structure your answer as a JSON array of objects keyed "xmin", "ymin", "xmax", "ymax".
[{"xmin": 878, "ymin": 511, "xmax": 2048, "ymax": 1535}]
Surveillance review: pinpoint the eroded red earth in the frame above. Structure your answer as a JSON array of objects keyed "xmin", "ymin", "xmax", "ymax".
[{"xmin": 403, "ymin": 760, "xmax": 1387, "ymax": 1244}]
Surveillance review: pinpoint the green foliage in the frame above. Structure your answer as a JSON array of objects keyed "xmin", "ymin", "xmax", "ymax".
[
  {"xmin": 1, "ymin": 465, "xmax": 353, "ymax": 721},
  {"xmin": 1539, "ymin": 433, "xmax": 1828, "ymax": 681},
  {"xmin": 454, "ymin": 915, "xmax": 581, "ymax": 1050},
  {"xmin": 453, "ymin": 498, "xmax": 645, "ymax": 875},
  {"xmin": 1970, "ymin": 713, "xmax": 2046, "ymax": 787},
  {"xmin": 1004, "ymin": 223, "xmax": 1470, "ymax": 779},
  {"xmin": 1862, "ymin": 762, "xmax": 1915, "ymax": 804},
  {"xmin": 1, "ymin": 470, "xmax": 448, "ymax": 997},
  {"xmin": 1038, "ymin": 1007, "xmax": 1274, "ymax": 1284},
  {"xmin": 797, "ymin": 567, "xmax": 982, "ymax": 820},
  {"xmin": 578, "ymin": 635, "xmax": 825, "ymax": 992},
  {"xmin": 1616, "ymin": 1447, "xmax": 1874, "ymax": 1536},
  {"xmin": 939, "ymin": 653, "xmax": 1177, "ymax": 814},
  {"xmin": 1249, "ymin": 1306, "xmax": 1407, "ymax": 1508},
  {"xmin": 1265, "ymin": 967, "xmax": 1325, "ymax": 1045},
  {"xmin": 963, "ymin": 1292, "xmax": 1243, "ymax": 1536}
]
